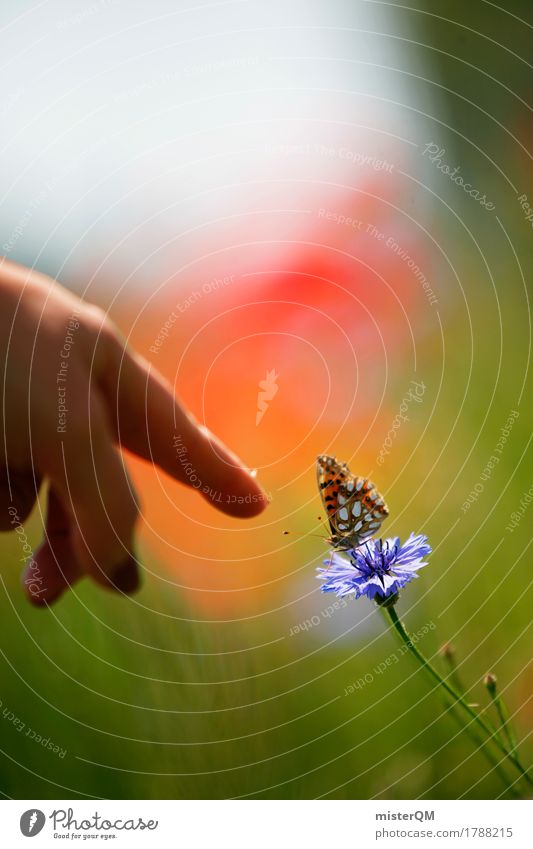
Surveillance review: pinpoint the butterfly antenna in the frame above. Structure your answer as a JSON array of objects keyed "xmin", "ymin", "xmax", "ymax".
[
  {"xmin": 282, "ymin": 530, "xmax": 329, "ymax": 541},
  {"xmin": 316, "ymin": 514, "xmax": 334, "ymax": 537}
]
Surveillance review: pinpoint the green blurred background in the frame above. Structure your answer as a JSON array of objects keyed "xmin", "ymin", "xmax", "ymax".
[{"xmin": 0, "ymin": 0, "xmax": 531, "ymax": 799}]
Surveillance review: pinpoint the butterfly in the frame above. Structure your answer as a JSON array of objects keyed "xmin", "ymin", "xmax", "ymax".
[{"xmin": 317, "ymin": 454, "xmax": 389, "ymax": 551}]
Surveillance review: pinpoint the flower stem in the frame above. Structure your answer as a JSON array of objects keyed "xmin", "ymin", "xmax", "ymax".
[
  {"xmin": 444, "ymin": 701, "xmax": 520, "ymax": 798},
  {"xmin": 484, "ymin": 678, "xmax": 519, "ymax": 756},
  {"xmin": 492, "ymin": 697, "xmax": 518, "ymax": 754},
  {"xmin": 440, "ymin": 649, "xmax": 519, "ymax": 797},
  {"xmin": 385, "ymin": 605, "xmax": 533, "ymax": 789}
]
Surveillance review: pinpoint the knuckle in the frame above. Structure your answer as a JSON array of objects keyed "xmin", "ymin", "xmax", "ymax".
[
  {"xmin": 75, "ymin": 305, "xmax": 121, "ymax": 365},
  {"xmin": 81, "ymin": 303, "xmax": 108, "ymax": 333}
]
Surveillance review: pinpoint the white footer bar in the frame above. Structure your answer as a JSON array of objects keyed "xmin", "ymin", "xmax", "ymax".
[{"xmin": 0, "ymin": 799, "xmax": 531, "ymax": 848}]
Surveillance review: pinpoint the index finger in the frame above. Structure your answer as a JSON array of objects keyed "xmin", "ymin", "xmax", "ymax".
[{"xmin": 97, "ymin": 337, "xmax": 269, "ymax": 518}]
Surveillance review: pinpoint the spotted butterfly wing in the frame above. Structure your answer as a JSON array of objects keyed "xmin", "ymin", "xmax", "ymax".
[{"xmin": 316, "ymin": 454, "xmax": 389, "ymax": 550}]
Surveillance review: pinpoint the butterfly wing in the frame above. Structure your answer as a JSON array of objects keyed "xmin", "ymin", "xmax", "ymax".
[
  {"xmin": 333, "ymin": 476, "xmax": 389, "ymax": 547},
  {"xmin": 317, "ymin": 454, "xmax": 389, "ymax": 549}
]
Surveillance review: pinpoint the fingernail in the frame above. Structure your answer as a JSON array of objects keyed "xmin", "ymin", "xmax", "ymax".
[{"xmin": 110, "ymin": 556, "xmax": 141, "ymax": 594}]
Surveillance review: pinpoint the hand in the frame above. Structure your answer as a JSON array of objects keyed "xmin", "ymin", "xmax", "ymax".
[{"xmin": 0, "ymin": 259, "xmax": 267, "ymax": 605}]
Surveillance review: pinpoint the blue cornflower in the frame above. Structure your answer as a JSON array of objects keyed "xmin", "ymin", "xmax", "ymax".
[{"xmin": 317, "ymin": 533, "xmax": 431, "ymax": 604}]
